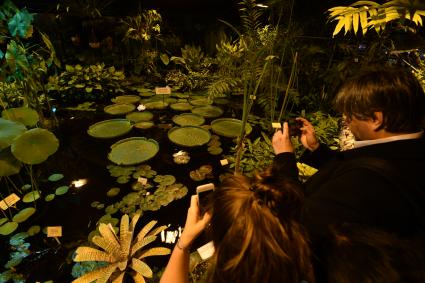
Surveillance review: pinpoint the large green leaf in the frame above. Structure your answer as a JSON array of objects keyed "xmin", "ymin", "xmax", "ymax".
[
  {"xmin": 0, "ymin": 118, "xmax": 26, "ymax": 151},
  {"xmin": 0, "ymin": 222, "xmax": 18, "ymax": 235},
  {"xmin": 11, "ymin": 128, "xmax": 59, "ymax": 164},
  {"xmin": 12, "ymin": 207, "xmax": 36, "ymax": 223},
  {"xmin": 0, "ymin": 148, "xmax": 22, "ymax": 176},
  {"xmin": 108, "ymin": 137, "xmax": 159, "ymax": 166},
  {"xmin": 7, "ymin": 8, "xmax": 33, "ymax": 38},
  {"xmin": 168, "ymin": 126, "xmax": 211, "ymax": 147},
  {"xmin": 2, "ymin": 107, "xmax": 39, "ymax": 127},
  {"xmin": 87, "ymin": 119, "xmax": 133, "ymax": 139}
]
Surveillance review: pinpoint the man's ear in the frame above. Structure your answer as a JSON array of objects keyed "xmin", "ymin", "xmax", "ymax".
[{"xmin": 372, "ymin": 111, "xmax": 384, "ymax": 130}]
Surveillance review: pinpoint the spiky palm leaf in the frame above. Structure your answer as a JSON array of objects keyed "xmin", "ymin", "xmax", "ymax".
[{"xmin": 72, "ymin": 214, "xmax": 171, "ymax": 283}]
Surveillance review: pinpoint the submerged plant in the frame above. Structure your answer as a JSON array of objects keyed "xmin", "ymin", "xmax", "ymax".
[{"xmin": 73, "ymin": 214, "xmax": 170, "ymax": 283}]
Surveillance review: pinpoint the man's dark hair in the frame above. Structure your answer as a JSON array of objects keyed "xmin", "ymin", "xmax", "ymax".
[{"xmin": 334, "ymin": 66, "xmax": 425, "ymax": 133}]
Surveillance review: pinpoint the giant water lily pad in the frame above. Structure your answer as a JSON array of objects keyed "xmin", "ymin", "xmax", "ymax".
[
  {"xmin": 125, "ymin": 111, "xmax": 153, "ymax": 122},
  {"xmin": 104, "ymin": 104, "xmax": 136, "ymax": 115},
  {"xmin": 12, "ymin": 207, "xmax": 36, "ymax": 223},
  {"xmin": 170, "ymin": 102, "xmax": 193, "ymax": 111},
  {"xmin": 11, "ymin": 128, "xmax": 59, "ymax": 165},
  {"xmin": 0, "ymin": 222, "xmax": 18, "ymax": 235},
  {"xmin": 0, "ymin": 148, "xmax": 22, "ymax": 176},
  {"xmin": 111, "ymin": 95, "xmax": 140, "ymax": 104},
  {"xmin": 172, "ymin": 113, "xmax": 205, "ymax": 126},
  {"xmin": 144, "ymin": 101, "xmax": 169, "ymax": 110},
  {"xmin": 189, "ymin": 98, "xmax": 211, "ymax": 106},
  {"xmin": 87, "ymin": 119, "xmax": 133, "ymax": 139},
  {"xmin": 168, "ymin": 126, "xmax": 211, "ymax": 147},
  {"xmin": 191, "ymin": 106, "xmax": 223, "ymax": 118},
  {"xmin": 108, "ymin": 137, "xmax": 159, "ymax": 165},
  {"xmin": 211, "ymin": 118, "xmax": 252, "ymax": 138},
  {"xmin": 0, "ymin": 118, "xmax": 26, "ymax": 151},
  {"xmin": 23, "ymin": 191, "xmax": 40, "ymax": 202},
  {"xmin": 2, "ymin": 107, "xmax": 39, "ymax": 127},
  {"xmin": 134, "ymin": 121, "xmax": 154, "ymax": 130}
]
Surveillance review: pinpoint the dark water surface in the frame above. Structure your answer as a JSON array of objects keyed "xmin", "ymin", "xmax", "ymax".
[{"xmin": 2, "ymin": 105, "xmax": 234, "ymax": 282}]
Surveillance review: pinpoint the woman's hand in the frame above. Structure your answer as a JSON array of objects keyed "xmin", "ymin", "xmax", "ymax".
[
  {"xmin": 296, "ymin": 117, "xmax": 319, "ymax": 152},
  {"xmin": 272, "ymin": 122, "xmax": 294, "ymax": 154},
  {"xmin": 179, "ymin": 195, "xmax": 211, "ymax": 249}
]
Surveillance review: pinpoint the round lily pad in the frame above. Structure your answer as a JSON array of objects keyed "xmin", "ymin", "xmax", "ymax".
[
  {"xmin": 108, "ymin": 137, "xmax": 159, "ymax": 165},
  {"xmin": 125, "ymin": 111, "xmax": 153, "ymax": 122},
  {"xmin": 144, "ymin": 101, "xmax": 169, "ymax": 110},
  {"xmin": 189, "ymin": 98, "xmax": 211, "ymax": 106},
  {"xmin": 106, "ymin": 187, "xmax": 120, "ymax": 197},
  {"xmin": 168, "ymin": 126, "xmax": 211, "ymax": 147},
  {"xmin": 0, "ymin": 148, "xmax": 22, "ymax": 176},
  {"xmin": 2, "ymin": 107, "xmax": 39, "ymax": 127},
  {"xmin": 111, "ymin": 95, "xmax": 140, "ymax": 104},
  {"xmin": 0, "ymin": 218, "xmax": 8, "ymax": 226},
  {"xmin": 0, "ymin": 118, "xmax": 26, "ymax": 151},
  {"xmin": 170, "ymin": 102, "xmax": 193, "ymax": 111},
  {"xmin": 213, "ymin": 98, "xmax": 230, "ymax": 105},
  {"xmin": 87, "ymin": 119, "xmax": 133, "ymax": 139},
  {"xmin": 191, "ymin": 106, "xmax": 223, "ymax": 118},
  {"xmin": 21, "ymin": 184, "xmax": 32, "ymax": 190},
  {"xmin": 104, "ymin": 104, "xmax": 136, "ymax": 115},
  {"xmin": 172, "ymin": 113, "xmax": 205, "ymax": 126},
  {"xmin": 11, "ymin": 128, "xmax": 59, "ymax": 165},
  {"xmin": 208, "ymin": 146, "xmax": 223, "ymax": 155},
  {"xmin": 27, "ymin": 225, "xmax": 41, "ymax": 236},
  {"xmin": 45, "ymin": 194, "xmax": 55, "ymax": 202},
  {"xmin": 23, "ymin": 191, "xmax": 40, "ymax": 203},
  {"xmin": 12, "ymin": 207, "xmax": 36, "ymax": 223},
  {"xmin": 0, "ymin": 222, "xmax": 18, "ymax": 235},
  {"xmin": 211, "ymin": 118, "xmax": 253, "ymax": 138},
  {"xmin": 134, "ymin": 121, "xmax": 155, "ymax": 130},
  {"xmin": 48, "ymin": 173, "xmax": 64, "ymax": 182},
  {"xmin": 55, "ymin": 186, "xmax": 69, "ymax": 195}
]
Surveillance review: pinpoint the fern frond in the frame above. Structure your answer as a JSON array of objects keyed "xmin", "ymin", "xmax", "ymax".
[
  {"xmin": 131, "ymin": 258, "xmax": 153, "ymax": 278},
  {"xmin": 74, "ymin": 247, "xmax": 115, "ymax": 262},
  {"xmin": 91, "ymin": 235, "xmax": 122, "ymax": 260},
  {"xmin": 139, "ymin": 247, "xmax": 171, "ymax": 259},
  {"xmin": 71, "ymin": 262, "xmax": 119, "ymax": 283},
  {"xmin": 131, "ymin": 235, "xmax": 157, "ymax": 256},
  {"xmin": 136, "ymin": 220, "xmax": 157, "ymax": 242}
]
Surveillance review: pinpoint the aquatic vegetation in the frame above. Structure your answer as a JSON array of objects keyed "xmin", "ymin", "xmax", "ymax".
[
  {"xmin": 87, "ymin": 119, "xmax": 133, "ymax": 139},
  {"xmin": 55, "ymin": 186, "xmax": 69, "ymax": 195},
  {"xmin": 170, "ymin": 102, "xmax": 193, "ymax": 111},
  {"xmin": 126, "ymin": 111, "xmax": 154, "ymax": 122},
  {"xmin": 23, "ymin": 191, "xmax": 40, "ymax": 203},
  {"xmin": 172, "ymin": 113, "xmax": 205, "ymax": 126},
  {"xmin": 173, "ymin": 150, "xmax": 190, "ymax": 164},
  {"xmin": 134, "ymin": 121, "xmax": 155, "ymax": 130},
  {"xmin": 191, "ymin": 105, "xmax": 223, "ymax": 118},
  {"xmin": 0, "ymin": 221, "xmax": 18, "ymax": 235},
  {"xmin": 1, "ymin": 107, "xmax": 39, "ymax": 127},
  {"xmin": 106, "ymin": 187, "xmax": 120, "ymax": 197},
  {"xmin": 132, "ymin": 164, "xmax": 157, "ymax": 179},
  {"xmin": 104, "ymin": 104, "xmax": 136, "ymax": 115},
  {"xmin": 111, "ymin": 95, "xmax": 141, "ymax": 104},
  {"xmin": 73, "ymin": 214, "xmax": 170, "ymax": 283},
  {"xmin": 190, "ymin": 165, "xmax": 213, "ymax": 181},
  {"xmin": 0, "ymin": 118, "xmax": 27, "ymax": 151},
  {"xmin": 211, "ymin": 118, "xmax": 252, "ymax": 138},
  {"xmin": 168, "ymin": 126, "xmax": 211, "ymax": 147},
  {"xmin": 48, "ymin": 173, "xmax": 64, "ymax": 182},
  {"xmin": 12, "ymin": 207, "xmax": 36, "ymax": 223},
  {"xmin": 153, "ymin": 175, "xmax": 176, "ymax": 186},
  {"xmin": 108, "ymin": 137, "xmax": 159, "ymax": 165}
]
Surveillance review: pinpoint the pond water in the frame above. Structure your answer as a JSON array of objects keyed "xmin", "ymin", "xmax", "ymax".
[{"xmin": 1, "ymin": 100, "xmax": 243, "ymax": 282}]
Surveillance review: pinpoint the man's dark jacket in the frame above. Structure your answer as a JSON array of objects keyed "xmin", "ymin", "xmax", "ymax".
[{"xmin": 273, "ymin": 136, "xmax": 425, "ymax": 238}]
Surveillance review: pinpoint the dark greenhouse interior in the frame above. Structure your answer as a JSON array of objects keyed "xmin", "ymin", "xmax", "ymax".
[{"xmin": 1, "ymin": 0, "xmax": 425, "ymax": 282}]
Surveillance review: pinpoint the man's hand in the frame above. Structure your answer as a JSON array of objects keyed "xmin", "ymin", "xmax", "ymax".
[
  {"xmin": 272, "ymin": 122, "xmax": 294, "ymax": 154},
  {"xmin": 296, "ymin": 117, "xmax": 319, "ymax": 152}
]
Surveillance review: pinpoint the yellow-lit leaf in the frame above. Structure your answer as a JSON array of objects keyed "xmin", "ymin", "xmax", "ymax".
[
  {"xmin": 333, "ymin": 16, "xmax": 346, "ymax": 36},
  {"xmin": 353, "ymin": 12, "xmax": 359, "ymax": 34},
  {"xmin": 360, "ymin": 10, "xmax": 368, "ymax": 34},
  {"xmin": 344, "ymin": 14, "xmax": 353, "ymax": 34}
]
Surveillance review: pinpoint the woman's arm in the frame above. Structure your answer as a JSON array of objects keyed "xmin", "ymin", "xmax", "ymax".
[{"xmin": 160, "ymin": 195, "xmax": 211, "ymax": 283}]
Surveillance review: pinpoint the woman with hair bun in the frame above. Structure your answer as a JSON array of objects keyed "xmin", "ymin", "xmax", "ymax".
[{"xmin": 160, "ymin": 170, "xmax": 314, "ymax": 283}]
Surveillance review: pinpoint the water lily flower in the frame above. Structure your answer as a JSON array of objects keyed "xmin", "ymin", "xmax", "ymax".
[{"xmin": 137, "ymin": 104, "xmax": 146, "ymax": 111}]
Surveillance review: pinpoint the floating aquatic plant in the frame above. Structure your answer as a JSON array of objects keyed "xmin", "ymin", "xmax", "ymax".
[
  {"xmin": 170, "ymin": 102, "xmax": 193, "ymax": 111},
  {"xmin": 132, "ymin": 164, "xmax": 157, "ymax": 179},
  {"xmin": 173, "ymin": 150, "xmax": 190, "ymax": 164},
  {"xmin": 190, "ymin": 165, "xmax": 214, "ymax": 181},
  {"xmin": 0, "ymin": 221, "xmax": 19, "ymax": 235},
  {"xmin": 55, "ymin": 186, "xmax": 69, "ymax": 195},
  {"xmin": 106, "ymin": 187, "xmax": 120, "ymax": 197},
  {"xmin": 111, "ymin": 95, "xmax": 140, "ymax": 104},
  {"xmin": 108, "ymin": 137, "xmax": 159, "ymax": 166},
  {"xmin": 172, "ymin": 113, "xmax": 205, "ymax": 126},
  {"xmin": 87, "ymin": 119, "xmax": 133, "ymax": 139},
  {"xmin": 134, "ymin": 121, "xmax": 154, "ymax": 130},
  {"xmin": 0, "ymin": 118, "xmax": 26, "ymax": 151},
  {"xmin": 153, "ymin": 175, "xmax": 176, "ymax": 186},
  {"xmin": 22, "ymin": 191, "xmax": 40, "ymax": 203},
  {"xmin": 211, "ymin": 118, "xmax": 252, "ymax": 138},
  {"xmin": 48, "ymin": 173, "xmax": 64, "ymax": 182},
  {"xmin": 104, "ymin": 104, "xmax": 136, "ymax": 115},
  {"xmin": 2, "ymin": 107, "xmax": 39, "ymax": 127},
  {"xmin": 168, "ymin": 126, "xmax": 211, "ymax": 147},
  {"xmin": 191, "ymin": 105, "xmax": 223, "ymax": 118},
  {"xmin": 0, "ymin": 148, "xmax": 22, "ymax": 176},
  {"xmin": 125, "ymin": 111, "xmax": 153, "ymax": 122},
  {"xmin": 12, "ymin": 207, "xmax": 36, "ymax": 223}
]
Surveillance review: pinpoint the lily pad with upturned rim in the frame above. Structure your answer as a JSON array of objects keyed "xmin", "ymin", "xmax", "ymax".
[
  {"xmin": 170, "ymin": 102, "xmax": 193, "ymax": 112},
  {"xmin": 12, "ymin": 207, "xmax": 36, "ymax": 223},
  {"xmin": 189, "ymin": 98, "xmax": 212, "ymax": 106},
  {"xmin": 134, "ymin": 121, "xmax": 154, "ymax": 130},
  {"xmin": 11, "ymin": 128, "xmax": 59, "ymax": 165},
  {"xmin": 87, "ymin": 119, "xmax": 133, "ymax": 139},
  {"xmin": 2, "ymin": 107, "xmax": 39, "ymax": 127},
  {"xmin": 125, "ymin": 111, "xmax": 153, "ymax": 122},
  {"xmin": 172, "ymin": 113, "xmax": 205, "ymax": 127},
  {"xmin": 104, "ymin": 104, "xmax": 136, "ymax": 115},
  {"xmin": 0, "ymin": 118, "xmax": 26, "ymax": 151},
  {"xmin": 111, "ymin": 95, "xmax": 140, "ymax": 104},
  {"xmin": 108, "ymin": 137, "xmax": 159, "ymax": 165},
  {"xmin": 144, "ymin": 101, "xmax": 169, "ymax": 110},
  {"xmin": 168, "ymin": 126, "xmax": 211, "ymax": 147},
  {"xmin": 211, "ymin": 118, "xmax": 253, "ymax": 138},
  {"xmin": 191, "ymin": 106, "xmax": 223, "ymax": 118}
]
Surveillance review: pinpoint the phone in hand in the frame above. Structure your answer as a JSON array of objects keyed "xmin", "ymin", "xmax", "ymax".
[
  {"xmin": 196, "ymin": 183, "xmax": 215, "ymax": 215},
  {"xmin": 288, "ymin": 119, "xmax": 303, "ymax": 137}
]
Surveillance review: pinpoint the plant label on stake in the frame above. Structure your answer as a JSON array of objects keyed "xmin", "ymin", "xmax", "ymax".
[
  {"xmin": 0, "ymin": 193, "xmax": 20, "ymax": 210},
  {"xmin": 220, "ymin": 159, "xmax": 229, "ymax": 166},
  {"xmin": 138, "ymin": 177, "xmax": 148, "ymax": 185},
  {"xmin": 155, "ymin": 86, "xmax": 171, "ymax": 95},
  {"xmin": 47, "ymin": 226, "xmax": 62, "ymax": 244}
]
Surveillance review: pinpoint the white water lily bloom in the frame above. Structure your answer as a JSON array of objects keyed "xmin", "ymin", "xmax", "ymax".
[{"xmin": 137, "ymin": 104, "xmax": 146, "ymax": 111}]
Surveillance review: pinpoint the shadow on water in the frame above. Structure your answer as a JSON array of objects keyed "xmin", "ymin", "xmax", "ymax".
[{"xmin": 7, "ymin": 105, "xmax": 233, "ymax": 282}]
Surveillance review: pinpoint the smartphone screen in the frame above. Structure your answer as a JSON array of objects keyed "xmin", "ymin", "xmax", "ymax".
[{"xmin": 196, "ymin": 183, "xmax": 214, "ymax": 215}]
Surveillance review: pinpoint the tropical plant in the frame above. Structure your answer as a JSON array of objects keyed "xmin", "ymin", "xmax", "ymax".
[
  {"xmin": 47, "ymin": 63, "xmax": 125, "ymax": 103},
  {"xmin": 123, "ymin": 10, "xmax": 162, "ymax": 42},
  {"xmin": 73, "ymin": 214, "xmax": 170, "ymax": 283},
  {"xmin": 328, "ymin": 0, "xmax": 425, "ymax": 36}
]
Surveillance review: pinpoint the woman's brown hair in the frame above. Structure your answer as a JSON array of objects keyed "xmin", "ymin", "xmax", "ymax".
[{"xmin": 206, "ymin": 169, "xmax": 314, "ymax": 283}]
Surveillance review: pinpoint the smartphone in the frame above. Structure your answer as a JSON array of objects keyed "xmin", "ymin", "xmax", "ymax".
[
  {"xmin": 196, "ymin": 183, "xmax": 215, "ymax": 215},
  {"xmin": 288, "ymin": 119, "xmax": 303, "ymax": 137}
]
